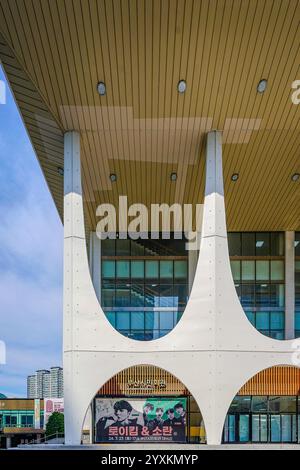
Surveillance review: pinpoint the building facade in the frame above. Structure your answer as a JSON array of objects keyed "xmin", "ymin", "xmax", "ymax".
[
  {"xmin": 0, "ymin": 0, "xmax": 299, "ymax": 447},
  {"xmin": 0, "ymin": 399, "xmax": 44, "ymax": 449},
  {"xmin": 27, "ymin": 368, "xmax": 63, "ymax": 399}
]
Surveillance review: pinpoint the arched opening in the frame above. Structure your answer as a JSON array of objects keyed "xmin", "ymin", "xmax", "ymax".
[
  {"xmin": 222, "ymin": 366, "xmax": 300, "ymax": 444},
  {"xmin": 82, "ymin": 365, "xmax": 206, "ymax": 444},
  {"xmin": 99, "ymin": 236, "xmax": 190, "ymax": 341}
]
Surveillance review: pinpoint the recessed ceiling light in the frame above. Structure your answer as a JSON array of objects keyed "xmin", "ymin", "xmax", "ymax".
[
  {"xmin": 291, "ymin": 173, "xmax": 300, "ymax": 181},
  {"xmin": 177, "ymin": 80, "xmax": 187, "ymax": 93},
  {"xmin": 231, "ymin": 173, "xmax": 239, "ymax": 181},
  {"xmin": 110, "ymin": 173, "xmax": 117, "ymax": 182},
  {"xmin": 256, "ymin": 241, "xmax": 264, "ymax": 248},
  {"xmin": 97, "ymin": 81, "xmax": 106, "ymax": 96},
  {"xmin": 170, "ymin": 172, "xmax": 177, "ymax": 181},
  {"xmin": 57, "ymin": 167, "xmax": 64, "ymax": 176},
  {"xmin": 257, "ymin": 79, "xmax": 267, "ymax": 94}
]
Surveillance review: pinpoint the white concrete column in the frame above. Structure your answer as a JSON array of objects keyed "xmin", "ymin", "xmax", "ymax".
[
  {"xmin": 63, "ymin": 131, "xmax": 84, "ymax": 445},
  {"xmin": 89, "ymin": 232, "xmax": 101, "ymax": 302},
  {"xmin": 6, "ymin": 436, "xmax": 11, "ymax": 448},
  {"xmin": 188, "ymin": 233, "xmax": 200, "ymax": 294},
  {"xmin": 285, "ymin": 231, "xmax": 295, "ymax": 340}
]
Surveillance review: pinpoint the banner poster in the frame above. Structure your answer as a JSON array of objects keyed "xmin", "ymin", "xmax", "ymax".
[{"xmin": 95, "ymin": 397, "xmax": 187, "ymax": 443}]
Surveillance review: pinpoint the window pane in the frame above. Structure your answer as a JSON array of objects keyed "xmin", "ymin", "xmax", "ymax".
[
  {"xmin": 160, "ymin": 260, "xmax": 173, "ymax": 278},
  {"xmin": 116, "ymin": 312, "xmax": 130, "ymax": 330},
  {"xmin": 256, "ymin": 312, "xmax": 269, "ymax": 330},
  {"xmin": 245, "ymin": 311, "xmax": 255, "ymax": 325},
  {"xmin": 144, "ymin": 284, "xmax": 160, "ymax": 307},
  {"xmin": 270, "ymin": 284, "xmax": 285, "ymax": 307},
  {"xmin": 131, "ymin": 240, "xmax": 144, "ymax": 256},
  {"xmin": 252, "ymin": 396, "xmax": 268, "ymax": 412},
  {"xmin": 173, "ymin": 284, "xmax": 187, "ymax": 307},
  {"xmin": 116, "ymin": 239, "xmax": 130, "ymax": 256},
  {"xmin": 131, "ymin": 261, "xmax": 144, "ymax": 278},
  {"xmin": 174, "ymin": 260, "xmax": 187, "ymax": 279},
  {"xmin": 255, "ymin": 233, "xmax": 270, "ymax": 255},
  {"xmin": 116, "ymin": 261, "xmax": 130, "ymax": 278},
  {"xmin": 145, "ymin": 311, "xmax": 159, "ymax": 330},
  {"xmin": 270, "ymin": 312, "xmax": 284, "ymax": 330},
  {"xmin": 260, "ymin": 415, "xmax": 268, "ymax": 442},
  {"xmin": 255, "ymin": 284, "xmax": 270, "ymax": 306},
  {"xmin": 230, "ymin": 261, "xmax": 240, "ymax": 281},
  {"xmin": 271, "ymin": 232, "xmax": 284, "ymax": 256},
  {"xmin": 241, "ymin": 261, "xmax": 255, "ymax": 280},
  {"xmin": 115, "ymin": 284, "xmax": 130, "ymax": 306},
  {"xmin": 281, "ymin": 415, "xmax": 292, "ymax": 442},
  {"xmin": 131, "ymin": 285, "xmax": 144, "ymax": 306},
  {"xmin": 241, "ymin": 233, "xmax": 255, "ymax": 256},
  {"xmin": 270, "ymin": 330, "xmax": 284, "ymax": 340},
  {"xmin": 295, "ymin": 312, "xmax": 300, "ymax": 330},
  {"xmin": 131, "ymin": 312, "xmax": 144, "ymax": 330},
  {"xmin": 270, "ymin": 415, "xmax": 281, "ymax": 442},
  {"xmin": 256, "ymin": 260, "xmax": 269, "ymax": 281},
  {"xmin": 241, "ymin": 284, "xmax": 255, "ymax": 307},
  {"xmin": 228, "ymin": 233, "xmax": 241, "ymax": 256},
  {"xmin": 105, "ymin": 311, "xmax": 116, "ymax": 328},
  {"xmin": 159, "ymin": 285, "xmax": 174, "ymax": 307},
  {"xmin": 295, "ymin": 233, "xmax": 300, "ymax": 256},
  {"xmin": 251, "ymin": 415, "xmax": 260, "ymax": 442},
  {"xmin": 102, "ymin": 261, "xmax": 115, "ymax": 278},
  {"xmin": 271, "ymin": 260, "xmax": 284, "ymax": 281},
  {"xmin": 102, "ymin": 239, "xmax": 115, "ymax": 256},
  {"xmin": 102, "ymin": 283, "xmax": 115, "ymax": 307},
  {"xmin": 159, "ymin": 311, "xmax": 175, "ymax": 330},
  {"xmin": 239, "ymin": 415, "xmax": 249, "ymax": 442},
  {"xmin": 145, "ymin": 260, "xmax": 159, "ymax": 278}
]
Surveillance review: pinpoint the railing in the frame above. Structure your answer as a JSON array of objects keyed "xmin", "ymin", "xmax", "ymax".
[{"xmin": 22, "ymin": 431, "xmax": 64, "ymax": 446}]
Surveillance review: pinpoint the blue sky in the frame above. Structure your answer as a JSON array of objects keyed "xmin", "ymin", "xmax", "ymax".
[{"xmin": 0, "ymin": 66, "xmax": 63, "ymax": 397}]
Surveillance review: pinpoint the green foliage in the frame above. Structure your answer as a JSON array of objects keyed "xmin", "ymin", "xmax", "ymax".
[{"xmin": 45, "ymin": 412, "xmax": 64, "ymax": 437}]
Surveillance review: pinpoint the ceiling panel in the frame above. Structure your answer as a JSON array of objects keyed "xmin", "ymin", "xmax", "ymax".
[{"xmin": 0, "ymin": 0, "xmax": 299, "ymax": 234}]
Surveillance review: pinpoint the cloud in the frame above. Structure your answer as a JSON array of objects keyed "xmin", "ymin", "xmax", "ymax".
[{"xmin": 0, "ymin": 67, "xmax": 63, "ymax": 397}]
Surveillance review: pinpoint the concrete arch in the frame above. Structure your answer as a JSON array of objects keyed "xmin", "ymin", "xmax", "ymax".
[{"xmin": 80, "ymin": 363, "xmax": 207, "ymax": 444}]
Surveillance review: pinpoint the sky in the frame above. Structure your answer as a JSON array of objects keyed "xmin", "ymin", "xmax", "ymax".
[{"xmin": 0, "ymin": 65, "xmax": 63, "ymax": 397}]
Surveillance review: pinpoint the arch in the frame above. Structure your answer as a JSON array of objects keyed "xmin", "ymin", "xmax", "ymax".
[
  {"xmin": 81, "ymin": 364, "xmax": 207, "ymax": 445},
  {"xmin": 222, "ymin": 365, "xmax": 300, "ymax": 444}
]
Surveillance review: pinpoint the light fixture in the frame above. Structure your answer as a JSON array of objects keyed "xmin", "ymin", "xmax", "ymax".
[
  {"xmin": 294, "ymin": 241, "xmax": 299, "ymax": 247},
  {"xmin": 291, "ymin": 173, "xmax": 300, "ymax": 181},
  {"xmin": 97, "ymin": 81, "xmax": 106, "ymax": 96},
  {"xmin": 109, "ymin": 173, "xmax": 117, "ymax": 182},
  {"xmin": 231, "ymin": 173, "xmax": 239, "ymax": 181},
  {"xmin": 170, "ymin": 172, "xmax": 177, "ymax": 181},
  {"xmin": 57, "ymin": 167, "xmax": 64, "ymax": 176},
  {"xmin": 256, "ymin": 241, "xmax": 264, "ymax": 248},
  {"xmin": 257, "ymin": 79, "xmax": 267, "ymax": 94},
  {"xmin": 177, "ymin": 80, "xmax": 187, "ymax": 94}
]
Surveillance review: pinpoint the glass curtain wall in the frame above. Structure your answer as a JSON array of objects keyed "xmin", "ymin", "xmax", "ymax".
[
  {"xmin": 228, "ymin": 232, "xmax": 285, "ymax": 339},
  {"xmin": 223, "ymin": 395, "xmax": 300, "ymax": 443},
  {"xmin": 101, "ymin": 236, "xmax": 188, "ymax": 340}
]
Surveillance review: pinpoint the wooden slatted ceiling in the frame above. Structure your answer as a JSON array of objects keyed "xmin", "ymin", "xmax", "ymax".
[
  {"xmin": 0, "ymin": 0, "xmax": 299, "ymax": 233},
  {"xmin": 97, "ymin": 365, "xmax": 300, "ymax": 397},
  {"xmin": 239, "ymin": 366, "xmax": 300, "ymax": 396}
]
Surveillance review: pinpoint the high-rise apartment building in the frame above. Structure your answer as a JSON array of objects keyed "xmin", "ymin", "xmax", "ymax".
[{"xmin": 27, "ymin": 368, "xmax": 63, "ymax": 399}]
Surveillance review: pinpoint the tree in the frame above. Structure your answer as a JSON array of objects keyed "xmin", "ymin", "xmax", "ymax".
[{"xmin": 45, "ymin": 412, "xmax": 64, "ymax": 438}]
